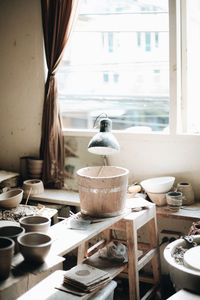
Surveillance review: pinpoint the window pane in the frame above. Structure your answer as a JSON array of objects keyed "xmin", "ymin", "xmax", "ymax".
[
  {"xmin": 57, "ymin": 0, "xmax": 169, "ymax": 132},
  {"xmin": 183, "ymin": 0, "xmax": 200, "ymax": 134}
]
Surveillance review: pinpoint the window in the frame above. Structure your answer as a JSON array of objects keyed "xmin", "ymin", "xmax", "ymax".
[
  {"xmin": 57, "ymin": 0, "xmax": 169, "ymax": 132},
  {"xmin": 181, "ymin": 0, "xmax": 200, "ymax": 134}
]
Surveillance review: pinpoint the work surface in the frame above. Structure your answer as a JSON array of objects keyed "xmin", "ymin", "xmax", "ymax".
[
  {"xmin": 47, "ymin": 198, "xmax": 155, "ymax": 258},
  {"xmin": 156, "ymin": 202, "xmax": 200, "ymax": 221},
  {"xmin": 30, "ymin": 188, "xmax": 200, "ymax": 222}
]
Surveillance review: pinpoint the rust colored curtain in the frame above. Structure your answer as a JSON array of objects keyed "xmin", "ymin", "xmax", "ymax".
[{"xmin": 40, "ymin": 0, "xmax": 79, "ymax": 188}]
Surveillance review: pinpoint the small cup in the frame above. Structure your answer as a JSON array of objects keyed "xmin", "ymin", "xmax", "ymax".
[
  {"xmin": 0, "ymin": 226, "xmax": 25, "ymax": 253},
  {"xmin": 166, "ymin": 191, "xmax": 182, "ymax": 211},
  {"xmin": 0, "ymin": 237, "xmax": 15, "ymax": 280}
]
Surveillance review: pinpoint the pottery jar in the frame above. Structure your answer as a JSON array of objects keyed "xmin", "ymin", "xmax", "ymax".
[
  {"xmin": 177, "ymin": 182, "xmax": 195, "ymax": 205},
  {"xmin": 0, "ymin": 237, "xmax": 15, "ymax": 280},
  {"xmin": 166, "ymin": 191, "xmax": 182, "ymax": 211}
]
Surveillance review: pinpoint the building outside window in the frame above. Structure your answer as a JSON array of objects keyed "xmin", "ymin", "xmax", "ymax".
[{"xmin": 57, "ymin": 0, "xmax": 200, "ymax": 135}]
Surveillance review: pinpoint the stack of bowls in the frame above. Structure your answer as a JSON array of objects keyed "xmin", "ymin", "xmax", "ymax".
[
  {"xmin": 28, "ymin": 158, "xmax": 43, "ymax": 179},
  {"xmin": 18, "ymin": 215, "xmax": 51, "ymax": 264},
  {"xmin": 140, "ymin": 176, "xmax": 175, "ymax": 206},
  {"xmin": 0, "ymin": 225, "xmax": 25, "ymax": 253}
]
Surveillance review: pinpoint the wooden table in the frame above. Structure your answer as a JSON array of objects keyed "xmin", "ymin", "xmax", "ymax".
[
  {"xmin": 0, "ymin": 205, "xmax": 60, "ymax": 300},
  {"xmin": 23, "ymin": 199, "xmax": 159, "ymax": 300},
  {"xmin": 17, "ymin": 270, "xmax": 117, "ymax": 300},
  {"xmin": 156, "ymin": 203, "xmax": 200, "ymax": 221},
  {"xmin": 0, "ymin": 199, "xmax": 159, "ymax": 300}
]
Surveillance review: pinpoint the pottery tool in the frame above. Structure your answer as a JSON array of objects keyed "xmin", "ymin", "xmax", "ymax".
[
  {"xmin": 97, "ymin": 166, "xmax": 104, "ymax": 177},
  {"xmin": 25, "ymin": 188, "xmax": 32, "ymax": 206}
]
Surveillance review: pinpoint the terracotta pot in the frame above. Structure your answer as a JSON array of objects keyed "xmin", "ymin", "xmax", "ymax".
[{"xmin": 0, "ymin": 237, "xmax": 15, "ymax": 280}]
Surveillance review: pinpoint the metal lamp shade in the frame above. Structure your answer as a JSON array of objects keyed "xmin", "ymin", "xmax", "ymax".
[{"xmin": 88, "ymin": 118, "xmax": 120, "ymax": 155}]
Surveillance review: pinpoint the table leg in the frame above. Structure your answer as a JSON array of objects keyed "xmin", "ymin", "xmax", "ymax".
[
  {"xmin": 77, "ymin": 242, "xmax": 88, "ymax": 264},
  {"xmin": 126, "ymin": 219, "xmax": 140, "ymax": 300},
  {"xmin": 148, "ymin": 216, "xmax": 160, "ymax": 283}
]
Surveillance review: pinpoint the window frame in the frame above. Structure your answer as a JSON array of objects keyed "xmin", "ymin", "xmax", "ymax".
[{"xmin": 61, "ymin": 0, "xmax": 200, "ymax": 141}]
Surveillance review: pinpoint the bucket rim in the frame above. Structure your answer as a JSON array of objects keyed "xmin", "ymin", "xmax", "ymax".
[{"xmin": 77, "ymin": 166, "xmax": 129, "ymax": 179}]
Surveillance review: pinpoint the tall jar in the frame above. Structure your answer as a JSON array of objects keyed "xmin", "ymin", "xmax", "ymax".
[{"xmin": 177, "ymin": 182, "xmax": 195, "ymax": 205}]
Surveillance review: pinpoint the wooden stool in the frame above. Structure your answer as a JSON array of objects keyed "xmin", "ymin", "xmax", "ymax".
[{"xmin": 77, "ymin": 202, "xmax": 160, "ymax": 300}]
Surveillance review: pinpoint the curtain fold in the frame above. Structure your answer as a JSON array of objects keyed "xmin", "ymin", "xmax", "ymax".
[{"xmin": 40, "ymin": 0, "xmax": 80, "ymax": 188}]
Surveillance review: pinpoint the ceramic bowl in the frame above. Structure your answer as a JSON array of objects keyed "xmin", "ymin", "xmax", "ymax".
[
  {"xmin": 140, "ymin": 176, "xmax": 175, "ymax": 194},
  {"xmin": 17, "ymin": 232, "xmax": 52, "ymax": 263},
  {"xmin": 0, "ymin": 189, "xmax": 23, "ymax": 208},
  {"xmin": 147, "ymin": 192, "xmax": 167, "ymax": 206},
  {"xmin": 22, "ymin": 179, "xmax": 44, "ymax": 197},
  {"xmin": 19, "ymin": 216, "xmax": 50, "ymax": 233},
  {"xmin": 0, "ymin": 225, "xmax": 25, "ymax": 253},
  {"xmin": 0, "ymin": 237, "xmax": 15, "ymax": 280}
]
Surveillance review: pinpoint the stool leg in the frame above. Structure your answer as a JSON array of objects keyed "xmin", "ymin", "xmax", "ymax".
[
  {"xmin": 148, "ymin": 216, "xmax": 160, "ymax": 284},
  {"xmin": 126, "ymin": 219, "xmax": 140, "ymax": 300}
]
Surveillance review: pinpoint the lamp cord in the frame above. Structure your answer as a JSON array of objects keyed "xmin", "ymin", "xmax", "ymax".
[{"xmin": 93, "ymin": 113, "xmax": 108, "ymax": 129}]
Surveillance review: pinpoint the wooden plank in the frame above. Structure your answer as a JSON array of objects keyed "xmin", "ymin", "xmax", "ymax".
[
  {"xmin": 49, "ymin": 210, "xmax": 131, "ymax": 257},
  {"xmin": 30, "ymin": 189, "xmax": 81, "ymax": 207},
  {"xmin": 137, "ymin": 249, "xmax": 157, "ymax": 271},
  {"xmin": 167, "ymin": 289, "xmax": 200, "ymax": 300},
  {"xmin": 87, "ymin": 239, "xmax": 107, "ymax": 257},
  {"xmin": 18, "ymin": 270, "xmax": 117, "ymax": 300},
  {"xmin": 126, "ymin": 218, "xmax": 139, "ymax": 300},
  {"xmin": 156, "ymin": 205, "xmax": 200, "ymax": 221}
]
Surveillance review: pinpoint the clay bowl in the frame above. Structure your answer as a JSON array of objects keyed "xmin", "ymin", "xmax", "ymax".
[
  {"xmin": 22, "ymin": 179, "xmax": 44, "ymax": 197},
  {"xmin": 0, "ymin": 225, "xmax": 25, "ymax": 253},
  {"xmin": 0, "ymin": 189, "xmax": 23, "ymax": 209},
  {"xmin": 19, "ymin": 215, "xmax": 50, "ymax": 233},
  {"xmin": 17, "ymin": 232, "xmax": 52, "ymax": 264},
  {"xmin": 147, "ymin": 192, "xmax": 167, "ymax": 206},
  {"xmin": 0, "ymin": 237, "xmax": 15, "ymax": 280}
]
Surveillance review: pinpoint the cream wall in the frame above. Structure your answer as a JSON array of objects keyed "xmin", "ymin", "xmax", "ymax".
[
  {"xmin": 0, "ymin": 0, "xmax": 45, "ymax": 171},
  {"xmin": 1, "ymin": 0, "xmax": 200, "ymax": 203}
]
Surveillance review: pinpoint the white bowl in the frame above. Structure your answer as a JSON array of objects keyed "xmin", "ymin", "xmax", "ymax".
[
  {"xmin": 140, "ymin": 176, "xmax": 175, "ymax": 194},
  {"xmin": 0, "ymin": 189, "xmax": 23, "ymax": 208}
]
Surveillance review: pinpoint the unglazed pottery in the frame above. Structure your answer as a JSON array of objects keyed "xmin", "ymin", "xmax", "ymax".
[
  {"xmin": 22, "ymin": 179, "xmax": 44, "ymax": 197},
  {"xmin": 0, "ymin": 237, "xmax": 15, "ymax": 280},
  {"xmin": 0, "ymin": 225, "xmax": 25, "ymax": 253},
  {"xmin": 177, "ymin": 182, "xmax": 195, "ymax": 205},
  {"xmin": 19, "ymin": 215, "xmax": 50, "ymax": 233},
  {"xmin": 17, "ymin": 232, "xmax": 52, "ymax": 264},
  {"xmin": 0, "ymin": 189, "xmax": 23, "ymax": 208}
]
